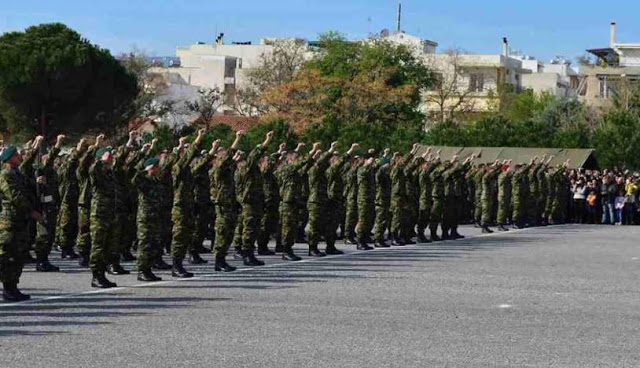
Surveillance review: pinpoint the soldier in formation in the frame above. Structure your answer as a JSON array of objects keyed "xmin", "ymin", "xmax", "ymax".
[{"xmin": 0, "ymin": 131, "xmax": 573, "ymax": 300}]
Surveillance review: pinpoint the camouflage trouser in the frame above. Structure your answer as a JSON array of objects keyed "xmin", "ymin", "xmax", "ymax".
[
  {"xmin": 160, "ymin": 205, "xmax": 173, "ymax": 253},
  {"xmin": 429, "ymin": 197, "xmax": 443, "ymax": 230},
  {"xmin": 56, "ymin": 199, "xmax": 78, "ymax": 251},
  {"xmin": 297, "ymin": 198, "xmax": 309, "ymax": 237},
  {"xmin": 109, "ymin": 212, "xmax": 127, "ymax": 265},
  {"xmin": 76, "ymin": 203, "xmax": 91, "ymax": 256},
  {"xmin": 374, "ymin": 202, "xmax": 390, "ymax": 243},
  {"xmin": 170, "ymin": 205, "xmax": 195, "ymax": 260},
  {"xmin": 417, "ymin": 200, "xmax": 431, "ymax": 236},
  {"xmin": 326, "ymin": 199, "xmax": 342, "ymax": 246},
  {"xmin": 123, "ymin": 203, "xmax": 137, "ymax": 253},
  {"xmin": 527, "ymin": 191, "xmax": 539, "ymax": 224},
  {"xmin": 356, "ymin": 198, "xmax": 374, "ymax": 241},
  {"xmin": 233, "ymin": 204, "xmax": 243, "ymax": 248},
  {"xmin": 240, "ymin": 202, "xmax": 262, "ymax": 252},
  {"xmin": 404, "ymin": 199, "xmax": 418, "ymax": 239},
  {"xmin": 308, "ymin": 201, "xmax": 327, "ymax": 248},
  {"xmin": 497, "ymin": 194, "xmax": 510, "ymax": 225},
  {"xmin": 279, "ymin": 202, "xmax": 298, "ymax": 250},
  {"xmin": 390, "ymin": 197, "xmax": 403, "ymax": 237},
  {"xmin": 258, "ymin": 203, "xmax": 279, "ymax": 248},
  {"xmin": 136, "ymin": 216, "xmax": 160, "ymax": 271},
  {"xmin": 0, "ymin": 219, "xmax": 29, "ymax": 285},
  {"xmin": 512, "ymin": 193, "xmax": 526, "ymax": 224},
  {"xmin": 443, "ymin": 197, "xmax": 455, "ymax": 230},
  {"xmin": 345, "ymin": 196, "xmax": 358, "ymax": 237},
  {"xmin": 192, "ymin": 203, "xmax": 211, "ymax": 253},
  {"xmin": 481, "ymin": 195, "xmax": 495, "ymax": 226},
  {"xmin": 213, "ymin": 203, "xmax": 236, "ymax": 259},
  {"xmin": 89, "ymin": 213, "xmax": 114, "ymax": 272},
  {"xmin": 474, "ymin": 188, "xmax": 483, "ymax": 224},
  {"xmin": 35, "ymin": 206, "xmax": 57, "ymax": 258}
]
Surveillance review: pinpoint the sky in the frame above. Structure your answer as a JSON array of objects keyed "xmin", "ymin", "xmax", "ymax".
[{"xmin": 1, "ymin": 0, "xmax": 639, "ymax": 63}]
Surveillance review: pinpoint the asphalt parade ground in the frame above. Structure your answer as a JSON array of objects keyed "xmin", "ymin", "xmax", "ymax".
[{"xmin": 1, "ymin": 224, "xmax": 640, "ymax": 367}]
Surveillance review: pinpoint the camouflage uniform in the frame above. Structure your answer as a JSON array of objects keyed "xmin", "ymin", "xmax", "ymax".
[
  {"xmin": 132, "ymin": 170, "xmax": 162, "ymax": 271},
  {"xmin": 159, "ymin": 153, "xmax": 178, "ymax": 255},
  {"xmin": 356, "ymin": 163, "xmax": 375, "ymax": 242},
  {"xmin": 307, "ymin": 152, "xmax": 334, "ymax": 252},
  {"xmin": 34, "ymin": 146, "xmax": 61, "ymax": 260},
  {"xmin": 277, "ymin": 155, "xmax": 311, "ymax": 253},
  {"xmin": 235, "ymin": 146, "xmax": 266, "ymax": 253},
  {"xmin": 109, "ymin": 146, "xmax": 132, "ymax": 266},
  {"xmin": 473, "ymin": 168, "xmax": 484, "ymax": 225},
  {"xmin": 191, "ymin": 153, "xmax": 213, "ymax": 253},
  {"xmin": 326, "ymin": 154, "xmax": 350, "ymax": 248},
  {"xmin": 481, "ymin": 166, "xmax": 501, "ymax": 226},
  {"xmin": 429, "ymin": 162, "xmax": 445, "ymax": 237},
  {"xmin": 374, "ymin": 163, "xmax": 391, "ymax": 244},
  {"xmin": 258, "ymin": 153, "xmax": 281, "ymax": 249},
  {"xmin": 389, "ymin": 153, "xmax": 413, "ymax": 240},
  {"xmin": 88, "ymin": 158, "xmax": 116, "ymax": 273},
  {"xmin": 56, "ymin": 147, "xmax": 83, "ymax": 254},
  {"xmin": 417, "ymin": 163, "xmax": 435, "ymax": 239},
  {"xmin": 404, "ymin": 162, "xmax": 420, "ymax": 240},
  {"xmin": 343, "ymin": 164, "xmax": 359, "ymax": 240},
  {"xmin": 496, "ymin": 169, "xmax": 511, "ymax": 226},
  {"xmin": 211, "ymin": 148, "xmax": 238, "ymax": 259},
  {"xmin": 75, "ymin": 146, "xmax": 97, "ymax": 257},
  {"xmin": 170, "ymin": 142, "xmax": 200, "ymax": 261},
  {"xmin": 0, "ymin": 155, "xmax": 37, "ymax": 286}
]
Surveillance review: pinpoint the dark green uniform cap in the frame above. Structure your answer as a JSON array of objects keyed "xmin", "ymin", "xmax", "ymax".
[
  {"xmin": 95, "ymin": 147, "xmax": 111, "ymax": 158},
  {"xmin": 0, "ymin": 145, "xmax": 17, "ymax": 163},
  {"xmin": 144, "ymin": 157, "xmax": 160, "ymax": 168}
]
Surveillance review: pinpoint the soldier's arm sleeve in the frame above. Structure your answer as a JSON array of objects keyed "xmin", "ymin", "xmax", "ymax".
[
  {"xmin": 77, "ymin": 146, "xmax": 97, "ymax": 180},
  {"xmin": 174, "ymin": 141, "xmax": 200, "ymax": 172},
  {"xmin": 192, "ymin": 153, "xmax": 210, "ymax": 173},
  {"xmin": 1, "ymin": 173, "xmax": 33, "ymax": 213},
  {"xmin": 44, "ymin": 146, "xmax": 60, "ymax": 170},
  {"xmin": 19, "ymin": 149, "xmax": 37, "ymax": 177},
  {"xmin": 246, "ymin": 145, "xmax": 266, "ymax": 170}
]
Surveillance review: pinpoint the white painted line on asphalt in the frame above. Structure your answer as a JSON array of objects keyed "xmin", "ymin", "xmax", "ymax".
[
  {"xmin": 497, "ymin": 304, "xmax": 513, "ymax": 309},
  {"xmin": 0, "ymin": 224, "xmax": 555, "ymax": 307}
]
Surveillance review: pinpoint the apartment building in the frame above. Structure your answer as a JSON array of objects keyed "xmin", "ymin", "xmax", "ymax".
[{"xmin": 578, "ymin": 22, "xmax": 640, "ymax": 108}]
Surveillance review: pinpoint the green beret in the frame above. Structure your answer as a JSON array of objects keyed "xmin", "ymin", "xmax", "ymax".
[
  {"xmin": 143, "ymin": 157, "xmax": 160, "ymax": 168},
  {"xmin": 95, "ymin": 147, "xmax": 111, "ymax": 158},
  {"xmin": 0, "ymin": 145, "xmax": 17, "ymax": 163}
]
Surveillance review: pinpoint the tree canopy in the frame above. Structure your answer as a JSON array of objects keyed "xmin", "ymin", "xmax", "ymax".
[{"xmin": 0, "ymin": 23, "xmax": 138, "ymax": 141}]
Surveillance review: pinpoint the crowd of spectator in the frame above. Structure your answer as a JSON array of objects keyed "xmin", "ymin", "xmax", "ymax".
[{"xmin": 569, "ymin": 169, "xmax": 640, "ymax": 225}]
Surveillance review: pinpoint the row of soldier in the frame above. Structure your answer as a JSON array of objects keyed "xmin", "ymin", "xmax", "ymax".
[{"xmin": 0, "ymin": 129, "xmax": 570, "ymax": 301}]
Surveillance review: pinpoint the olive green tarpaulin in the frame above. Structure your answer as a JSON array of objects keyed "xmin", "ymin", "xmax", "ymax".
[{"xmin": 416, "ymin": 146, "xmax": 597, "ymax": 169}]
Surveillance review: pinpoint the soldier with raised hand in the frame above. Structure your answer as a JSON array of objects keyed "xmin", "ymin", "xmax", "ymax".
[
  {"xmin": 107, "ymin": 131, "xmax": 137, "ymax": 276},
  {"xmin": 234, "ymin": 131, "xmax": 274, "ymax": 266},
  {"xmin": 132, "ymin": 155, "xmax": 164, "ymax": 282},
  {"xmin": 480, "ymin": 159, "xmax": 502, "ymax": 234},
  {"xmin": 256, "ymin": 143, "xmax": 285, "ymax": 256},
  {"xmin": 417, "ymin": 149, "xmax": 435, "ymax": 243},
  {"xmin": 428, "ymin": 150, "xmax": 445, "ymax": 241},
  {"xmin": 170, "ymin": 128, "xmax": 205, "ymax": 278},
  {"xmin": 389, "ymin": 144, "xmax": 418, "ymax": 245},
  {"xmin": 356, "ymin": 152, "xmax": 376, "ymax": 250},
  {"xmin": 56, "ymin": 137, "xmax": 86, "ymax": 261},
  {"xmin": 88, "ymin": 140, "xmax": 119, "ymax": 288},
  {"xmin": 189, "ymin": 141, "xmax": 215, "ymax": 265},
  {"xmin": 76, "ymin": 134, "xmax": 102, "ymax": 267},
  {"xmin": 326, "ymin": 142, "xmax": 359, "ymax": 253},
  {"xmin": 343, "ymin": 155, "xmax": 361, "ymax": 245},
  {"xmin": 276, "ymin": 143, "xmax": 310, "ymax": 261},
  {"xmin": 373, "ymin": 147, "xmax": 392, "ymax": 248},
  {"xmin": 0, "ymin": 142, "xmax": 44, "ymax": 301},
  {"xmin": 210, "ymin": 133, "xmax": 241, "ymax": 272},
  {"xmin": 34, "ymin": 134, "xmax": 66, "ymax": 272},
  {"xmin": 496, "ymin": 160, "xmax": 512, "ymax": 232}
]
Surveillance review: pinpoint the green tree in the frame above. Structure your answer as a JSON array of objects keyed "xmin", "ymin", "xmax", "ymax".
[
  {"xmin": 0, "ymin": 23, "xmax": 138, "ymax": 141},
  {"xmin": 593, "ymin": 110, "xmax": 640, "ymax": 169}
]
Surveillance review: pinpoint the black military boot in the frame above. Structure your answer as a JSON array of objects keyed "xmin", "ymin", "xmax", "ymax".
[
  {"xmin": 61, "ymin": 248, "xmax": 79, "ymax": 260},
  {"xmin": 91, "ymin": 270, "xmax": 117, "ymax": 288},
  {"xmin": 232, "ymin": 246, "xmax": 244, "ymax": 260},
  {"xmin": 345, "ymin": 231, "xmax": 357, "ymax": 245},
  {"xmin": 171, "ymin": 258, "xmax": 194, "ymax": 278},
  {"xmin": 274, "ymin": 241, "xmax": 284, "ymax": 253},
  {"xmin": 107, "ymin": 263, "xmax": 131, "ymax": 275},
  {"xmin": 451, "ymin": 227, "xmax": 465, "ymax": 239},
  {"xmin": 282, "ymin": 248, "xmax": 302, "ymax": 261},
  {"xmin": 392, "ymin": 235, "xmax": 406, "ymax": 246},
  {"xmin": 121, "ymin": 249, "xmax": 136, "ymax": 262},
  {"xmin": 188, "ymin": 252, "xmax": 208, "ymax": 264},
  {"xmin": 152, "ymin": 258, "xmax": 172, "ymax": 270},
  {"xmin": 24, "ymin": 251, "xmax": 36, "ymax": 264},
  {"xmin": 35, "ymin": 254, "xmax": 60, "ymax": 272},
  {"xmin": 356, "ymin": 239, "xmax": 373, "ymax": 251},
  {"xmin": 243, "ymin": 251, "xmax": 265, "ymax": 266},
  {"xmin": 417, "ymin": 233, "xmax": 430, "ymax": 243},
  {"xmin": 325, "ymin": 245, "xmax": 344, "ymax": 255},
  {"xmin": 481, "ymin": 225, "xmax": 494, "ymax": 234},
  {"xmin": 2, "ymin": 283, "xmax": 30, "ymax": 302},
  {"xmin": 441, "ymin": 227, "xmax": 451, "ymax": 240},
  {"xmin": 137, "ymin": 269, "xmax": 162, "ymax": 282},
  {"xmin": 296, "ymin": 230, "xmax": 308, "ymax": 244},
  {"xmin": 374, "ymin": 240, "xmax": 391, "ymax": 248},
  {"xmin": 257, "ymin": 244, "xmax": 276, "ymax": 256},
  {"xmin": 214, "ymin": 257, "xmax": 237, "ymax": 272},
  {"xmin": 78, "ymin": 253, "xmax": 89, "ymax": 268},
  {"xmin": 194, "ymin": 244, "xmax": 211, "ymax": 254},
  {"xmin": 430, "ymin": 227, "xmax": 442, "ymax": 242},
  {"xmin": 497, "ymin": 224, "xmax": 509, "ymax": 232},
  {"xmin": 308, "ymin": 245, "xmax": 326, "ymax": 257}
]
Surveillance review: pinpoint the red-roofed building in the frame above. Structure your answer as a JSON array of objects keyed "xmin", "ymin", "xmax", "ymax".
[
  {"xmin": 128, "ymin": 117, "xmax": 158, "ymax": 134},
  {"xmin": 191, "ymin": 115, "xmax": 259, "ymax": 132}
]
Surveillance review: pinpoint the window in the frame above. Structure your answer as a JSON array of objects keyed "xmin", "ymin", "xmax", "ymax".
[
  {"xmin": 429, "ymin": 72, "xmax": 443, "ymax": 90},
  {"xmin": 469, "ymin": 73, "xmax": 484, "ymax": 92}
]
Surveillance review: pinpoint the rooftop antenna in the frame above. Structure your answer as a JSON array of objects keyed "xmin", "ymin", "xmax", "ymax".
[{"xmin": 396, "ymin": 2, "xmax": 402, "ymax": 33}]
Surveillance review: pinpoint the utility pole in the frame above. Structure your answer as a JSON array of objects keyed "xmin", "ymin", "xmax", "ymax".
[{"xmin": 396, "ymin": 3, "xmax": 402, "ymax": 33}]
